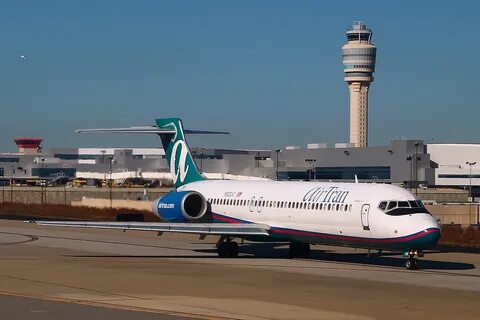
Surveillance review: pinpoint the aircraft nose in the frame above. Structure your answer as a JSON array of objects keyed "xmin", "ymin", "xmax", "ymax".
[
  {"xmin": 423, "ymin": 227, "xmax": 441, "ymax": 249},
  {"xmin": 413, "ymin": 215, "xmax": 441, "ymax": 249}
]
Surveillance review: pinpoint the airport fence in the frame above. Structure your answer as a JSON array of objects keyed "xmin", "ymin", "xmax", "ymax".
[{"xmin": 0, "ymin": 186, "xmax": 171, "ymax": 206}]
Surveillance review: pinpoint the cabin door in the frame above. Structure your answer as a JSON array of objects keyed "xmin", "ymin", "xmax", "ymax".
[{"xmin": 361, "ymin": 204, "xmax": 370, "ymax": 231}]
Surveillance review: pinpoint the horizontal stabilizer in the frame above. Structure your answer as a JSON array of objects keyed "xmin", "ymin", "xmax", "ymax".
[
  {"xmin": 28, "ymin": 221, "xmax": 270, "ymax": 236},
  {"xmin": 76, "ymin": 126, "xmax": 229, "ymax": 135},
  {"xmin": 76, "ymin": 126, "xmax": 174, "ymax": 134}
]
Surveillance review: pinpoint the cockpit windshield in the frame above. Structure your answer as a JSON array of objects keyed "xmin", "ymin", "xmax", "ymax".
[{"xmin": 378, "ymin": 200, "xmax": 430, "ymax": 216}]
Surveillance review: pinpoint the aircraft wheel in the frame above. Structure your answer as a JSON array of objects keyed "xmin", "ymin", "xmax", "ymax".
[
  {"xmin": 217, "ymin": 242, "xmax": 229, "ymax": 258},
  {"xmin": 405, "ymin": 258, "xmax": 418, "ymax": 270},
  {"xmin": 289, "ymin": 242, "xmax": 310, "ymax": 259},
  {"xmin": 228, "ymin": 241, "xmax": 239, "ymax": 258}
]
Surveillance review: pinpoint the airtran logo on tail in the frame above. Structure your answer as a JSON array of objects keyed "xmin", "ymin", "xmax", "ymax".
[{"xmin": 161, "ymin": 122, "xmax": 190, "ymax": 185}]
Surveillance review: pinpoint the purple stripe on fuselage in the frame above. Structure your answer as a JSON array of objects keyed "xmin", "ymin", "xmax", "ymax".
[{"xmin": 210, "ymin": 212, "xmax": 440, "ymax": 244}]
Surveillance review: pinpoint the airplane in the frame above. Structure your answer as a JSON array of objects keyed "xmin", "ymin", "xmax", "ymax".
[{"xmin": 31, "ymin": 117, "xmax": 441, "ymax": 270}]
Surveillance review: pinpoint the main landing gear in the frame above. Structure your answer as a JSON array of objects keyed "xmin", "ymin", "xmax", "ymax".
[
  {"xmin": 289, "ymin": 242, "xmax": 311, "ymax": 259},
  {"xmin": 404, "ymin": 250, "xmax": 424, "ymax": 270},
  {"xmin": 217, "ymin": 236, "xmax": 239, "ymax": 258}
]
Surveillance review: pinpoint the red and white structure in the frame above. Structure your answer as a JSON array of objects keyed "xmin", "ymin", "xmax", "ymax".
[{"xmin": 14, "ymin": 138, "xmax": 43, "ymax": 155}]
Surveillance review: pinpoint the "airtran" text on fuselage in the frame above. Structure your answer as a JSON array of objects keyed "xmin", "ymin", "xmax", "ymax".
[{"xmin": 303, "ymin": 187, "xmax": 349, "ymax": 204}]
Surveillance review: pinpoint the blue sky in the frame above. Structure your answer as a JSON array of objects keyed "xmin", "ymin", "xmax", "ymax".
[{"xmin": 0, "ymin": 1, "xmax": 478, "ymax": 151}]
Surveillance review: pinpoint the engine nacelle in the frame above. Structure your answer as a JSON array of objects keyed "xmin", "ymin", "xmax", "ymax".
[{"xmin": 151, "ymin": 191, "xmax": 208, "ymax": 222}]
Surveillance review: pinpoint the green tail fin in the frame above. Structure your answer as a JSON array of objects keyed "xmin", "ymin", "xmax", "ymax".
[{"xmin": 155, "ymin": 118, "xmax": 206, "ymax": 187}]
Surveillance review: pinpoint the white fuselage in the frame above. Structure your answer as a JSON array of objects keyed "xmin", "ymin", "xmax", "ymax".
[{"xmin": 178, "ymin": 180, "xmax": 440, "ymax": 251}]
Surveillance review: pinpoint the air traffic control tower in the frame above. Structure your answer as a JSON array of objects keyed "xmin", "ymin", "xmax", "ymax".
[{"xmin": 342, "ymin": 21, "xmax": 377, "ymax": 147}]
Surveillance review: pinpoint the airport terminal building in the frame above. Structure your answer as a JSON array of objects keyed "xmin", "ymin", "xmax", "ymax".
[{"xmin": 1, "ymin": 137, "xmax": 480, "ymax": 193}]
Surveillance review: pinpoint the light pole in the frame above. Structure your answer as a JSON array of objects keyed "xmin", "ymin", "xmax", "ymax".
[
  {"xmin": 200, "ymin": 149, "xmax": 206, "ymax": 173},
  {"xmin": 109, "ymin": 156, "xmax": 114, "ymax": 209},
  {"xmin": 10, "ymin": 165, "xmax": 14, "ymax": 203},
  {"xmin": 414, "ymin": 142, "xmax": 422, "ymax": 196},
  {"xmin": 305, "ymin": 159, "xmax": 316, "ymax": 181},
  {"xmin": 61, "ymin": 169, "xmax": 67, "ymax": 205},
  {"xmin": 275, "ymin": 149, "xmax": 281, "ymax": 181},
  {"xmin": 40, "ymin": 158, "xmax": 46, "ymax": 205},
  {"xmin": 406, "ymin": 156, "xmax": 413, "ymax": 190},
  {"xmin": 466, "ymin": 161, "xmax": 477, "ymax": 225}
]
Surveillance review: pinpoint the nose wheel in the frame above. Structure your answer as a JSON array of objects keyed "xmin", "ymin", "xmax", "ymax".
[
  {"xmin": 405, "ymin": 257, "xmax": 419, "ymax": 270},
  {"xmin": 404, "ymin": 250, "xmax": 423, "ymax": 270}
]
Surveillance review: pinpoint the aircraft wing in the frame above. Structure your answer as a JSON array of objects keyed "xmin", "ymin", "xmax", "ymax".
[{"xmin": 28, "ymin": 221, "xmax": 270, "ymax": 236}]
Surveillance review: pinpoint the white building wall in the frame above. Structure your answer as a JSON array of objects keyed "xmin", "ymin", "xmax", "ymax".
[{"xmin": 428, "ymin": 144, "xmax": 480, "ymax": 187}]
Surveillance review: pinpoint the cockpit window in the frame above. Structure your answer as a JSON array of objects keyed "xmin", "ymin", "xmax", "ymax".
[
  {"xmin": 378, "ymin": 200, "xmax": 430, "ymax": 216},
  {"xmin": 409, "ymin": 200, "xmax": 418, "ymax": 208},
  {"xmin": 387, "ymin": 201, "xmax": 397, "ymax": 210},
  {"xmin": 378, "ymin": 201, "xmax": 387, "ymax": 210},
  {"xmin": 398, "ymin": 201, "xmax": 409, "ymax": 208}
]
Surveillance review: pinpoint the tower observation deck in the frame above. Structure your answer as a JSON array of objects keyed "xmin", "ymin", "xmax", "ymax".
[{"xmin": 342, "ymin": 21, "xmax": 377, "ymax": 147}]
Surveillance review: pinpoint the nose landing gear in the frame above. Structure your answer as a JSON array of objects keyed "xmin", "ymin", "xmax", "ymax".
[{"xmin": 404, "ymin": 250, "xmax": 424, "ymax": 270}]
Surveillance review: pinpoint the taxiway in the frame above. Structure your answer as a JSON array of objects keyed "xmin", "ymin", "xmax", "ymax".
[{"xmin": 0, "ymin": 220, "xmax": 478, "ymax": 320}]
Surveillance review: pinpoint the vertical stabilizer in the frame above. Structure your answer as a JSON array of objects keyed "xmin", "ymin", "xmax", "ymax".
[{"xmin": 155, "ymin": 118, "xmax": 206, "ymax": 187}]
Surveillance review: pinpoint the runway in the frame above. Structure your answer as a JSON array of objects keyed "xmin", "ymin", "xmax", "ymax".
[{"xmin": 0, "ymin": 220, "xmax": 478, "ymax": 320}]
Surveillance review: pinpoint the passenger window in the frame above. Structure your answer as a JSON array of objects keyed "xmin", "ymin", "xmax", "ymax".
[
  {"xmin": 307, "ymin": 203, "xmax": 311, "ymax": 210},
  {"xmin": 328, "ymin": 204, "xmax": 331, "ymax": 210},
  {"xmin": 344, "ymin": 204, "xmax": 348, "ymax": 211},
  {"xmin": 336, "ymin": 204, "xmax": 340, "ymax": 211},
  {"xmin": 378, "ymin": 201, "xmax": 387, "ymax": 211}
]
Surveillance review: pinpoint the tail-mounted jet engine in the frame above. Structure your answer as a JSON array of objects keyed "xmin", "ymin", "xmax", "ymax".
[{"xmin": 151, "ymin": 191, "xmax": 209, "ymax": 222}]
